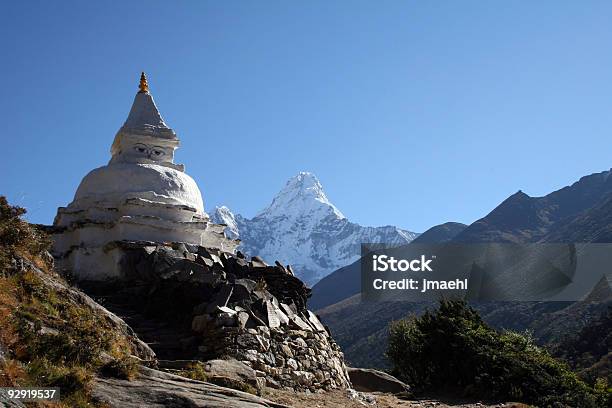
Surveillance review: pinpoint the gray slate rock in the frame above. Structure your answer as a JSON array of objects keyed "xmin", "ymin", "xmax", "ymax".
[
  {"xmin": 92, "ymin": 366, "xmax": 288, "ymax": 408},
  {"xmin": 347, "ymin": 367, "xmax": 410, "ymax": 394},
  {"xmin": 204, "ymin": 358, "xmax": 261, "ymax": 390}
]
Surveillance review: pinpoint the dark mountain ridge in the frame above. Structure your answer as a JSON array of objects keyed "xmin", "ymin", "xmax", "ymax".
[
  {"xmin": 454, "ymin": 169, "xmax": 612, "ymax": 243},
  {"xmin": 411, "ymin": 222, "xmax": 467, "ymax": 244},
  {"xmin": 312, "ymin": 168, "xmax": 612, "ymax": 311},
  {"xmin": 314, "ymin": 168, "xmax": 612, "ymax": 370},
  {"xmin": 309, "ymin": 221, "xmax": 466, "ymax": 310}
]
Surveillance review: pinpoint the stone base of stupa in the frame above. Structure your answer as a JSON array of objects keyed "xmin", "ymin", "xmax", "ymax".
[
  {"xmin": 52, "ymin": 217, "xmax": 238, "ymax": 280},
  {"xmin": 71, "ymin": 239, "xmax": 351, "ymax": 392}
]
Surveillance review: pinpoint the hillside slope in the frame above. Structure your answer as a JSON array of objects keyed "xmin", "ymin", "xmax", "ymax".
[
  {"xmin": 0, "ymin": 197, "xmax": 288, "ymax": 408},
  {"xmin": 310, "ymin": 221, "xmax": 466, "ymax": 310},
  {"xmin": 316, "ymin": 170, "xmax": 612, "ymax": 370},
  {"xmin": 454, "ymin": 169, "xmax": 612, "ymax": 243}
]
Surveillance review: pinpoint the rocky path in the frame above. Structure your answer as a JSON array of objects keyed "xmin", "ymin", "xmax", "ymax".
[{"xmin": 262, "ymin": 389, "xmax": 527, "ymax": 408}]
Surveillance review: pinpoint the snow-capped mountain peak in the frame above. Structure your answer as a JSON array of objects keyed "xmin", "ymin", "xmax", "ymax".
[
  {"xmin": 212, "ymin": 205, "xmax": 240, "ymax": 239},
  {"xmin": 257, "ymin": 172, "xmax": 345, "ymax": 220},
  {"xmin": 211, "ymin": 172, "xmax": 418, "ymax": 284}
]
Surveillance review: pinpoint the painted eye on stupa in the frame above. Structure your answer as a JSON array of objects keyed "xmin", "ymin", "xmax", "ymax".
[
  {"xmin": 133, "ymin": 144, "xmax": 148, "ymax": 154},
  {"xmin": 151, "ymin": 146, "xmax": 166, "ymax": 158}
]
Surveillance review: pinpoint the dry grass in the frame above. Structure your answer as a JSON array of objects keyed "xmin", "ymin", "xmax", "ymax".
[
  {"xmin": 0, "ymin": 277, "xmax": 20, "ymax": 350},
  {"xmin": 0, "ymin": 358, "xmax": 26, "ymax": 387},
  {"xmin": 0, "ymin": 196, "xmax": 141, "ymax": 407}
]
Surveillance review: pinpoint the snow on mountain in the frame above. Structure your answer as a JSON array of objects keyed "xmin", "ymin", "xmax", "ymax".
[
  {"xmin": 213, "ymin": 205, "xmax": 240, "ymax": 239},
  {"xmin": 211, "ymin": 172, "xmax": 418, "ymax": 285},
  {"xmin": 257, "ymin": 172, "xmax": 346, "ymax": 221}
]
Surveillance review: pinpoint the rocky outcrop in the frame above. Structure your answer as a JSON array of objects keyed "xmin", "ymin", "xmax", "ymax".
[
  {"xmin": 347, "ymin": 367, "xmax": 410, "ymax": 394},
  {"xmin": 86, "ymin": 240, "xmax": 351, "ymax": 392},
  {"xmin": 92, "ymin": 365, "xmax": 288, "ymax": 408},
  {"xmin": 201, "ymin": 359, "xmax": 262, "ymax": 391}
]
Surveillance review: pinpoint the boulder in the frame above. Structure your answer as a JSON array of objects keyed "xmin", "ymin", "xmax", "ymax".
[
  {"xmin": 291, "ymin": 370, "xmax": 314, "ymax": 385},
  {"xmin": 92, "ymin": 365, "xmax": 287, "ymax": 407},
  {"xmin": 346, "ymin": 367, "xmax": 410, "ymax": 394},
  {"xmin": 204, "ymin": 358, "xmax": 261, "ymax": 390}
]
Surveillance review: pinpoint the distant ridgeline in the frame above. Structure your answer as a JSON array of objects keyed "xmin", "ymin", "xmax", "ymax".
[
  {"xmin": 314, "ymin": 168, "xmax": 612, "ymax": 310},
  {"xmin": 314, "ymin": 169, "xmax": 612, "ymax": 371}
]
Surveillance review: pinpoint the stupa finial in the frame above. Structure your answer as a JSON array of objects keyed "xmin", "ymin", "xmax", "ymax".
[{"xmin": 138, "ymin": 72, "xmax": 149, "ymax": 94}]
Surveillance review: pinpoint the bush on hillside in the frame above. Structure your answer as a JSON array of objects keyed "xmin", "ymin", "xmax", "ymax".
[
  {"xmin": 0, "ymin": 196, "xmax": 50, "ymax": 269},
  {"xmin": 554, "ymin": 305, "xmax": 612, "ymax": 385},
  {"xmin": 387, "ymin": 299, "xmax": 610, "ymax": 407}
]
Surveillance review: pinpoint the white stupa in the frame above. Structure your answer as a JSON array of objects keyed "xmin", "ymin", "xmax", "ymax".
[{"xmin": 52, "ymin": 73, "xmax": 238, "ymax": 280}]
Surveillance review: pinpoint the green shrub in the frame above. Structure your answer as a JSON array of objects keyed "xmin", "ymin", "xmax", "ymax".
[
  {"xmin": 27, "ymin": 358, "xmax": 92, "ymax": 394},
  {"xmin": 0, "ymin": 196, "xmax": 50, "ymax": 270},
  {"xmin": 554, "ymin": 305, "xmax": 612, "ymax": 386},
  {"xmin": 209, "ymin": 376, "xmax": 258, "ymax": 395},
  {"xmin": 178, "ymin": 362, "xmax": 209, "ymax": 382},
  {"xmin": 387, "ymin": 299, "xmax": 610, "ymax": 407},
  {"xmin": 100, "ymin": 357, "xmax": 140, "ymax": 380}
]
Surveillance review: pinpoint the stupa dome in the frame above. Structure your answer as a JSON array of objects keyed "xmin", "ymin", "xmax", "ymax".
[
  {"xmin": 73, "ymin": 163, "xmax": 205, "ymax": 213},
  {"xmin": 51, "ymin": 73, "xmax": 237, "ymax": 280}
]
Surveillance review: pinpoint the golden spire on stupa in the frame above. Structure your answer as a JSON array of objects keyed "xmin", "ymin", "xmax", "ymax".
[{"xmin": 138, "ymin": 72, "xmax": 149, "ymax": 93}]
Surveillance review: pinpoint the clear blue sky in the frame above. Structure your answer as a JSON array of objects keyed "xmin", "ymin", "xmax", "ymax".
[{"xmin": 1, "ymin": 1, "xmax": 611, "ymax": 232}]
